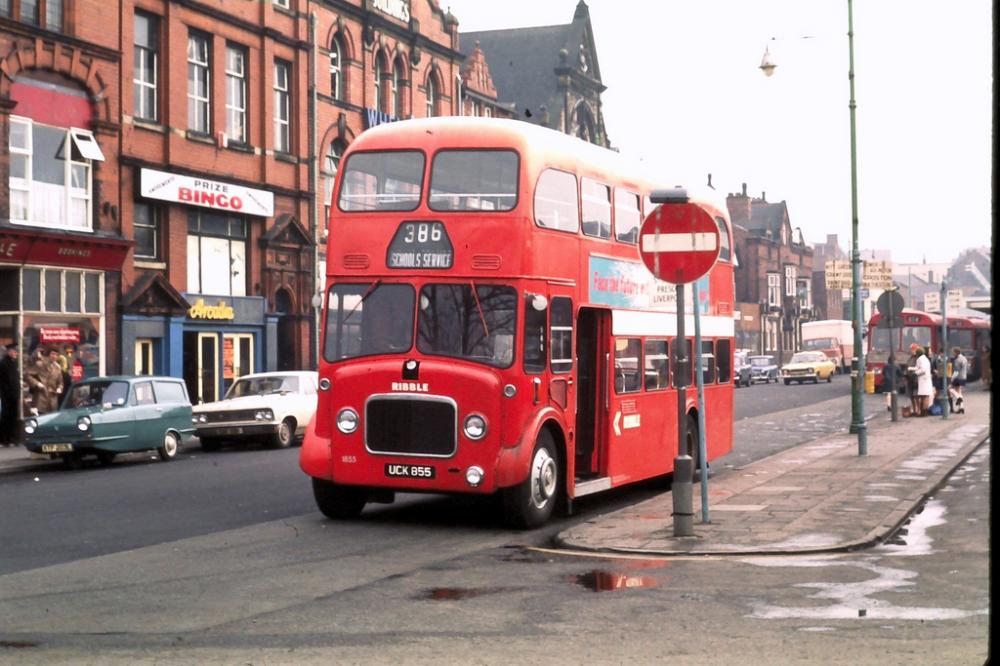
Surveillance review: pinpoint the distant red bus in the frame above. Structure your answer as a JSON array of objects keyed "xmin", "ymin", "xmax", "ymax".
[
  {"xmin": 300, "ymin": 117, "xmax": 736, "ymax": 527},
  {"xmin": 867, "ymin": 309, "xmax": 941, "ymax": 390},
  {"xmin": 867, "ymin": 308, "xmax": 990, "ymax": 388},
  {"xmin": 947, "ymin": 315, "xmax": 990, "ymax": 382}
]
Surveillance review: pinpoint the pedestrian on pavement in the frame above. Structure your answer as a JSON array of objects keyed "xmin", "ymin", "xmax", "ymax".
[
  {"xmin": 949, "ymin": 347, "xmax": 968, "ymax": 414},
  {"xmin": 882, "ymin": 361, "xmax": 903, "ymax": 411},
  {"xmin": 0, "ymin": 343, "xmax": 20, "ymax": 446},
  {"xmin": 913, "ymin": 346, "xmax": 933, "ymax": 416},
  {"xmin": 905, "ymin": 343, "xmax": 921, "ymax": 416},
  {"xmin": 25, "ymin": 347, "xmax": 63, "ymax": 415},
  {"xmin": 930, "ymin": 350, "xmax": 947, "ymax": 409}
]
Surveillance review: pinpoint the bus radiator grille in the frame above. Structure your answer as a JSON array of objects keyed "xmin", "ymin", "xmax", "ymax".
[{"xmin": 365, "ymin": 397, "xmax": 456, "ymax": 457}]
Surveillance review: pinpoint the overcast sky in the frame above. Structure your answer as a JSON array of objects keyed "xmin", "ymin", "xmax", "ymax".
[{"xmin": 447, "ymin": 0, "xmax": 992, "ymax": 265}]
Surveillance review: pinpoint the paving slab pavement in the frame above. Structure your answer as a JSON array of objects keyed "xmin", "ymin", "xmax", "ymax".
[{"xmin": 556, "ymin": 388, "xmax": 990, "ymax": 556}]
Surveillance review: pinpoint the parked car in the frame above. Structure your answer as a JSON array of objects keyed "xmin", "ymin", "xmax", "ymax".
[
  {"xmin": 781, "ymin": 351, "xmax": 837, "ymax": 384},
  {"xmin": 734, "ymin": 351, "xmax": 752, "ymax": 387},
  {"xmin": 192, "ymin": 371, "xmax": 318, "ymax": 451},
  {"xmin": 749, "ymin": 355, "xmax": 780, "ymax": 384},
  {"xmin": 22, "ymin": 376, "xmax": 194, "ymax": 469}
]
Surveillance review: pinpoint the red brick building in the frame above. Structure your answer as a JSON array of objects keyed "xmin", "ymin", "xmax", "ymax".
[
  {"xmin": 1, "ymin": 0, "xmax": 128, "ymax": 402},
  {"xmin": 2, "ymin": 0, "xmax": 470, "ymax": 406},
  {"xmin": 728, "ymin": 184, "xmax": 814, "ymax": 361}
]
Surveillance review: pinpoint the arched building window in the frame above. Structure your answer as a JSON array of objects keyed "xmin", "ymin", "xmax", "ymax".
[
  {"xmin": 425, "ymin": 71, "xmax": 439, "ymax": 117},
  {"xmin": 329, "ymin": 35, "xmax": 344, "ymax": 101},
  {"xmin": 373, "ymin": 50, "xmax": 387, "ymax": 112},
  {"xmin": 575, "ymin": 102, "xmax": 596, "ymax": 144},
  {"xmin": 391, "ymin": 56, "xmax": 405, "ymax": 118}
]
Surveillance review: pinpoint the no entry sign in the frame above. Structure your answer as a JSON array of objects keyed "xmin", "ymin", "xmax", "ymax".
[{"xmin": 639, "ymin": 202, "xmax": 720, "ymax": 284}]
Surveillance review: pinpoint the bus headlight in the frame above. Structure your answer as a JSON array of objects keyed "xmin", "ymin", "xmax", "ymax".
[
  {"xmin": 24, "ymin": 419, "xmax": 37, "ymax": 435},
  {"xmin": 77, "ymin": 416, "xmax": 92, "ymax": 432},
  {"xmin": 336, "ymin": 408, "xmax": 359, "ymax": 434},
  {"xmin": 463, "ymin": 414, "xmax": 487, "ymax": 440}
]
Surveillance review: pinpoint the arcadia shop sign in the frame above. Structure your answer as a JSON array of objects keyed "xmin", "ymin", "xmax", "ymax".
[{"xmin": 140, "ymin": 168, "xmax": 274, "ymax": 217}]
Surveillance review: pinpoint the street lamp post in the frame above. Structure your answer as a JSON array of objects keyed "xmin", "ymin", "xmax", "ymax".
[
  {"xmin": 760, "ymin": 0, "xmax": 866, "ymax": 455},
  {"xmin": 846, "ymin": 0, "xmax": 866, "ymax": 454}
]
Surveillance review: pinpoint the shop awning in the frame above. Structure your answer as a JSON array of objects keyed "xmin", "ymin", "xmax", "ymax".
[{"xmin": 0, "ymin": 226, "xmax": 132, "ymax": 271}]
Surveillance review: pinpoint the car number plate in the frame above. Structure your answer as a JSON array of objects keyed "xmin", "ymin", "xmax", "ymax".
[
  {"xmin": 41, "ymin": 443, "xmax": 73, "ymax": 453},
  {"xmin": 385, "ymin": 463, "xmax": 435, "ymax": 479}
]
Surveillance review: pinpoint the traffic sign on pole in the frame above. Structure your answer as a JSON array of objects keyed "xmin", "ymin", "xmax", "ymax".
[
  {"xmin": 638, "ymin": 193, "xmax": 722, "ymax": 538},
  {"xmin": 639, "ymin": 203, "xmax": 720, "ymax": 285}
]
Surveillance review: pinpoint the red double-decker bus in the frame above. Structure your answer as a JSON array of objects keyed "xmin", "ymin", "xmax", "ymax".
[{"xmin": 300, "ymin": 117, "xmax": 736, "ymax": 527}]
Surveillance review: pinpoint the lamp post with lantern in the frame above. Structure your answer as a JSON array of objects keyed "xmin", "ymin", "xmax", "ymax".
[{"xmin": 759, "ymin": 0, "xmax": 867, "ymax": 455}]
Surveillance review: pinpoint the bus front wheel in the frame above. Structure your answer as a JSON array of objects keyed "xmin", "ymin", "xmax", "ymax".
[
  {"xmin": 312, "ymin": 478, "xmax": 367, "ymax": 520},
  {"xmin": 503, "ymin": 430, "xmax": 560, "ymax": 529}
]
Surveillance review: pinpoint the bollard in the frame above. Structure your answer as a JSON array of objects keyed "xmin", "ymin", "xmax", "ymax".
[{"xmin": 672, "ymin": 455, "xmax": 694, "ymax": 537}]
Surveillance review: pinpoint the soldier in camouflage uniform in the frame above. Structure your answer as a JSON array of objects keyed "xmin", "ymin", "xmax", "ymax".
[{"xmin": 25, "ymin": 347, "xmax": 64, "ymax": 415}]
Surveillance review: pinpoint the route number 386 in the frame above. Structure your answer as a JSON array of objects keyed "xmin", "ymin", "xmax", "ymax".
[{"xmin": 402, "ymin": 222, "xmax": 443, "ymax": 243}]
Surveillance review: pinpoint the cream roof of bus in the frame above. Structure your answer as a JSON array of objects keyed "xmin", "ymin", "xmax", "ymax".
[
  {"xmin": 353, "ymin": 117, "xmax": 656, "ymax": 189},
  {"xmin": 352, "ymin": 117, "xmax": 728, "ymax": 220}
]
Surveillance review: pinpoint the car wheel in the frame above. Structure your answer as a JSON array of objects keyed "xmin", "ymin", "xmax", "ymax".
[
  {"xmin": 96, "ymin": 451, "xmax": 116, "ymax": 467},
  {"xmin": 827, "ymin": 373, "xmax": 833, "ymax": 383},
  {"xmin": 813, "ymin": 377, "xmax": 819, "ymax": 384},
  {"xmin": 62, "ymin": 452, "xmax": 83, "ymax": 470},
  {"xmin": 503, "ymin": 429, "xmax": 560, "ymax": 529},
  {"xmin": 312, "ymin": 477, "xmax": 367, "ymax": 519},
  {"xmin": 269, "ymin": 418, "xmax": 295, "ymax": 449},
  {"xmin": 158, "ymin": 431, "xmax": 180, "ymax": 461}
]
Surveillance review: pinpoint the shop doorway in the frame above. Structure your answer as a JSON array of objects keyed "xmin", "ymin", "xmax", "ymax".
[
  {"xmin": 222, "ymin": 333, "xmax": 254, "ymax": 395},
  {"xmin": 275, "ymin": 289, "xmax": 296, "ymax": 371},
  {"xmin": 183, "ymin": 332, "xmax": 218, "ymax": 404}
]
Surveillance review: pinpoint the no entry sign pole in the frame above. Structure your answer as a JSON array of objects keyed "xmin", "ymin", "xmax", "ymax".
[{"xmin": 640, "ymin": 189, "xmax": 720, "ymax": 538}]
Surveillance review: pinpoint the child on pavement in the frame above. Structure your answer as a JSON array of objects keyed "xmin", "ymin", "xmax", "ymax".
[{"xmin": 949, "ymin": 347, "xmax": 968, "ymax": 414}]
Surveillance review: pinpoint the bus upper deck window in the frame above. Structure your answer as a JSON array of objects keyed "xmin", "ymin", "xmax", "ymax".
[
  {"xmin": 581, "ymin": 178, "xmax": 611, "ymax": 239},
  {"xmin": 338, "ymin": 150, "xmax": 424, "ymax": 212},
  {"xmin": 716, "ymin": 217, "xmax": 731, "ymax": 261},
  {"xmin": 614, "ymin": 189, "xmax": 640, "ymax": 244},
  {"xmin": 429, "ymin": 150, "xmax": 518, "ymax": 212},
  {"xmin": 534, "ymin": 169, "xmax": 579, "ymax": 233}
]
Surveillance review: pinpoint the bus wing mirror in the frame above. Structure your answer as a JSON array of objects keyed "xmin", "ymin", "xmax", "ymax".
[{"xmin": 529, "ymin": 294, "xmax": 548, "ymax": 311}]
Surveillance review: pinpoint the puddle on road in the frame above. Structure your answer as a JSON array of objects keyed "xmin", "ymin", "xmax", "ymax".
[
  {"xmin": 743, "ymin": 498, "xmax": 987, "ymax": 622},
  {"xmin": 876, "ymin": 500, "xmax": 946, "ymax": 556},
  {"xmin": 573, "ymin": 570, "xmax": 661, "ymax": 592},
  {"xmin": 422, "ymin": 587, "xmax": 516, "ymax": 601}
]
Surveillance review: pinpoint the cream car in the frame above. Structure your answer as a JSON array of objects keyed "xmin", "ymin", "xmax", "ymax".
[
  {"xmin": 781, "ymin": 351, "xmax": 837, "ymax": 385},
  {"xmin": 192, "ymin": 371, "xmax": 318, "ymax": 450}
]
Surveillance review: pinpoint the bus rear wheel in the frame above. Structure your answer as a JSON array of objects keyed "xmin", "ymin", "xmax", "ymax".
[
  {"xmin": 503, "ymin": 430, "xmax": 559, "ymax": 529},
  {"xmin": 685, "ymin": 414, "xmax": 707, "ymax": 483},
  {"xmin": 312, "ymin": 478, "xmax": 367, "ymax": 520}
]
